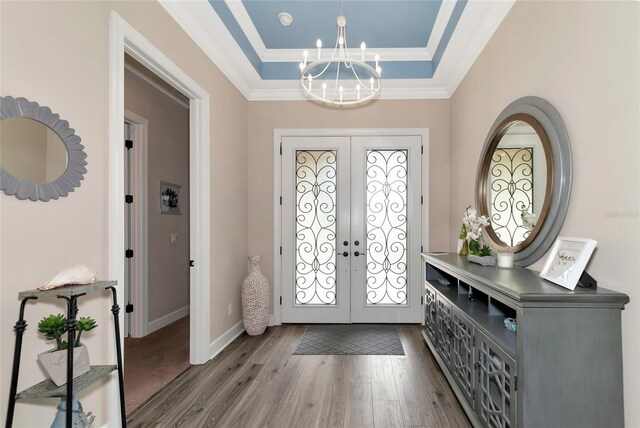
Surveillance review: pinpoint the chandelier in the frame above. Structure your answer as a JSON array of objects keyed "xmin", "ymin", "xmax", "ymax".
[{"xmin": 299, "ymin": 1, "xmax": 381, "ymax": 106}]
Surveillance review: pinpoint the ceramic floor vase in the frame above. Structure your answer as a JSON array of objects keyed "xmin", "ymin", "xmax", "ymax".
[
  {"xmin": 37, "ymin": 344, "xmax": 90, "ymax": 386},
  {"xmin": 241, "ymin": 255, "xmax": 270, "ymax": 336}
]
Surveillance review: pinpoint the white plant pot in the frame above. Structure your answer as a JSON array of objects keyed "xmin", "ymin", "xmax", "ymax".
[{"xmin": 38, "ymin": 344, "xmax": 90, "ymax": 386}]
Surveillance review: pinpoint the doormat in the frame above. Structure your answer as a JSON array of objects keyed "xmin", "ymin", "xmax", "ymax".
[{"xmin": 293, "ymin": 324, "xmax": 404, "ymax": 355}]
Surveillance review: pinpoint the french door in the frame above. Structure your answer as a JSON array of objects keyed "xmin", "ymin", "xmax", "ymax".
[{"xmin": 281, "ymin": 134, "xmax": 422, "ymax": 323}]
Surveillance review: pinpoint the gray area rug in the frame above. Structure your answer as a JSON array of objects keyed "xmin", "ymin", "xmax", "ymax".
[{"xmin": 293, "ymin": 324, "xmax": 404, "ymax": 355}]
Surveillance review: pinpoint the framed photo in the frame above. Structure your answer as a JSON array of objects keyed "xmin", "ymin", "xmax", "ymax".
[
  {"xmin": 539, "ymin": 237, "xmax": 597, "ymax": 290},
  {"xmin": 159, "ymin": 182, "xmax": 182, "ymax": 215}
]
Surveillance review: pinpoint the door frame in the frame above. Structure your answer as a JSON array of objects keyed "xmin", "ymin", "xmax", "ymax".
[
  {"xmin": 109, "ymin": 11, "xmax": 211, "ymax": 422},
  {"xmin": 273, "ymin": 128, "xmax": 430, "ymax": 325},
  {"xmin": 124, "ymin": 110, "xmax": 149, "ymax": 338}
]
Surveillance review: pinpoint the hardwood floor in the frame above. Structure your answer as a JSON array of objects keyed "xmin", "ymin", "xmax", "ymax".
[{"xmin": 127, "ymin": 324, "xmax": 470, "ymax": 427}]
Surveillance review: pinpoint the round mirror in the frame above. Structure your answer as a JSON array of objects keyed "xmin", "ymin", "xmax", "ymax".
[
  {"xmin": 476, "ymin": 97, "xmax": 572, "ymax": 266},
  {"xmin": 1, "ymin": 117, "xmax": 69, "ymax": 184},
  {"xmin": 0, "ymin": 96, "xmax": 86, "ymax": 201}
]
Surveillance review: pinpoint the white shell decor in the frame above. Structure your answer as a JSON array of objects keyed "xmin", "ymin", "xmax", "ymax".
[
  {"xmin": 241, "ymin": 255, "xmax": 270, "ymax": 336},
  {"xmin": 40, "ymin": 265, "xmax": 97, "ymax": 290}
]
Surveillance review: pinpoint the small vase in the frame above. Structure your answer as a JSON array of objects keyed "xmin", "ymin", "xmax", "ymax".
[
  {"xmin": 241, "ymin": 255, "xmax": 270, "ymax": 336},
  {"xmin": 51, "ymin": 398, "xmax": 94, "ymax": 428}
]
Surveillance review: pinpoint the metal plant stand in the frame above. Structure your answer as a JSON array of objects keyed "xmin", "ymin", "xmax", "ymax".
[{"xmin": 5, "ymin": 281, "xmax": 126, "ymax": 428}]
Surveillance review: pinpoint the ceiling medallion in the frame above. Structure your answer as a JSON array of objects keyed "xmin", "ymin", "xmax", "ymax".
[{"xmin": 299, "ymin": 0, "xmax": 381, "ymax": 106}]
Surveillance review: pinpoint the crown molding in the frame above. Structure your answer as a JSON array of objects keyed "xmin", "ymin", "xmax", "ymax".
[
  {"xmin": 248, "ymin": 80, "xmax": 450, "ymax": 101},
  {"xmin": 158, "ymin": 0, "xmax": 254, "ymax": 98},
  {"xmin": 224, "ymin": 0, "xmax": 267, "ymax": 58},
  {"xmin": 441, "ymin": 0, "xmax": 515, "ymax": 97},
  {"xmin": 262, "ymin": 47, "xmax": 433, "ymax": 62},
  {"xmin": 425, "ymin": 0, "xmax": 457, "ymax": 58}
]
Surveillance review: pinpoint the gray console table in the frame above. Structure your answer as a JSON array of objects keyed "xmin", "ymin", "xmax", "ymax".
[{"xmin": 421, "ymin": 253, "xmax": 628, "ymax": 428}]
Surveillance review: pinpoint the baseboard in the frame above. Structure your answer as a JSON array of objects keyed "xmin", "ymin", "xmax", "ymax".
[
  {"xmin": 147, "ymin": 305, "xmax": 190, "ymax": 334},
  {"xmin": 209, "ymin": 321, "xmax": 245, "ymax": 360},
  {"xmin": 268, "ymin": 314, "xmax": 276, "ymax": 326}
]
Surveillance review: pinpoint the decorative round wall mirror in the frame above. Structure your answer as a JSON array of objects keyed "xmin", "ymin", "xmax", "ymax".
[
  {"xmin": 476, "ymin": 97, "xmax": 572, "ymax": 266},
  {"xmin": 0, "ymin": 96, "xmax": 87, "ymax": 201}
]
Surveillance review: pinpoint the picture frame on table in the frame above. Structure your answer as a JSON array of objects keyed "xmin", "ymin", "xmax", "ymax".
[
  {"xmin": 159, "ymin": 181, "xmax": 182, "ymax": 215},
  {"xmin": 539, "ymin": 237, "xmax": 597, "ymax": 290}
]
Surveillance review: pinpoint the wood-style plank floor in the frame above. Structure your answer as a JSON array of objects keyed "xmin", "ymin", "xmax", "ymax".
[{"xmin": 126, "ymin": 324, "xmax": 471, "ymax": 427}]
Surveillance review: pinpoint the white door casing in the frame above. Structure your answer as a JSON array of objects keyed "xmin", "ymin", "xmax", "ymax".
[{"xmin": 279, "ymin": 131, "xmax": 426, "ymax": 324}]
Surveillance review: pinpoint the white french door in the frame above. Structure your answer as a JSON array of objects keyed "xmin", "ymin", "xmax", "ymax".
[{"xmin": 281, "ymin": 134, "xmax": 422, "ymax": 323}]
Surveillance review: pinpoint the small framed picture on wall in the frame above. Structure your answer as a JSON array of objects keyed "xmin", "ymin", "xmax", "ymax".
[
  {"xmin": 160, "ymin": 182, "xmax": 182, "ymax": 215},
  {"xmin": 539, "ymin": 237, "xmax": 597, "ymax": 290}
]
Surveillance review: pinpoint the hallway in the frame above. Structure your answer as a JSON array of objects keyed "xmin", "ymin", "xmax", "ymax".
[{"xmin": 124, "ymin": 316, "xmax": 190, "ymax": 414}]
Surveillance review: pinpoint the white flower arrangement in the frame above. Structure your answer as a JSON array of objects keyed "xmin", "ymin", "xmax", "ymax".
[{"xmin": 462, "ymin": 206, "xmax": 492, "ymax": 257}]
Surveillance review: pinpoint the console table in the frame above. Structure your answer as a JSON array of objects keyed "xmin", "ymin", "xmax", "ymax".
[
  {"xmin": 5, "ymin": 281, "xmax": 126, "ymax": 428},
  {"xmin": 421, "ymin": 253, "xmax": 628, "ymax": 428}
]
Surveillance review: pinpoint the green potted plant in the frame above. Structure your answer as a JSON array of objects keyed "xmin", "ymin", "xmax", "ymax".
[{"xmin": 37, "ymin": 314, "xmax": 97, "ymax": 386}]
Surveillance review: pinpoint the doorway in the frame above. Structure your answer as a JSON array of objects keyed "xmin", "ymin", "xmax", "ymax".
[
  {"xmin": 110, "ymin": 12, "xmax": 211, "ymax": 422},
  {"xmin": 278, "ymin": 131, "xmax": 427, "ymax": 324},
  {"xmin": 123, "ymin": 55, "xmax": 191, "ymax": 414}
]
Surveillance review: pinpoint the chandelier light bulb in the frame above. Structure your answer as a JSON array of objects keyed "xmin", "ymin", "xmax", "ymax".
[
  {"xmin": 299, "ymin": 62, "xmax": 305, "ymax": 71},
  {"xmin": 339, "ymin": 36, "xmax": 344, "ymax": 46},
  {"xmin": 356, "ymin": 84, "xmax": 361, "ymax": 100},
  {"xmin": 308, "ymin": 75, "xmax": 313, "ymax": 91},
  {"xmin": 322, "ymin": 82, "xmax": 327, "ymax": 99},
  {"xmin": 339, "ymin": 86, "xmax": 344, "ymax": 102},
  {"xmin": 377, "ymin": 66, "xmax": 382, "ymax": 75},
  {"xmin": 316, "ymin": 39, "xmax": 322, "ymax": 59},
  {"xmin": 370, "ymin": 77, "xmax": 375, "ymax": 91},
  {"xmin": 360, "ymin": 42, "xmax": 366, "ymax": 61},
  {"xmin": 303, "ymin": 50, "xmax": 308, "ymax": 66}
]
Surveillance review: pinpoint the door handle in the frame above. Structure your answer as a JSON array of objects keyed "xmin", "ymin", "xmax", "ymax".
[
  {"xmin": 342, "ymin": 251, "xmax": 349, "ymax": 257},
  {"xmin": 354, "ymin": 251, "xmax": 361, "ymax": 257}
]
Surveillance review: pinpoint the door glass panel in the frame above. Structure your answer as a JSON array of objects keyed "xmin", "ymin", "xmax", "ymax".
[
  {"xmin": 365, "ymin": 149, "xmax": 408, "ymax": 305},
  {"xmin": 295, "ymin": 150, "xmax": 337, "ymax": 305}
]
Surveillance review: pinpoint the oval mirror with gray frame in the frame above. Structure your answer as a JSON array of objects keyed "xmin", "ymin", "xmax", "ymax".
[
  {"xmin": 476, "ymin": 96, "xmax": 572, "ymax": 266},
  {"xmin": 0, "ymin": 96, "xmax": 87, "ymax": 201}
]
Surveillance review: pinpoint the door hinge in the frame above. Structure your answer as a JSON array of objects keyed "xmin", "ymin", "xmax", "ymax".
[
  {"xmin": 125, "ymin": 194, "xmax": 133, "ymax": 204},
  {"xmin": 125, "ymin": 139, "xmax": 133, "ymax": 150},
  {"xmin": 126, "ymin": 303, "xmax": 134, "ymax": 313},
  {"xmin": 421, "ymin": 196, "xmax": 424, "ymax": 205},
  {"xmin": 189, "ymin": 260, "xmax": 194, "ymax": 267},
  {"xmin": 421, "ymin": 245, "xmax": 424, "ymax": 252},
  {"xmin": 280, "ymin": 143, "xmax": 282, "ymax": 155},
  {"xmin": 280, "ymin": 196, "xmax": 282, "ymax": 205},
  {"xmin": 280, "ymin": 246, "xmax": 282, "ymax": 255},
  {"xmin": 514, "ymin": 375, "xmax": 518, "ymax": 391},
  {"xmin": 279, "ymin": 296, "xmax": 283, "ymax": 305},
  {"xmin": 125, "ymin": 249, "xmax": 133, "ymax": 258},
  {"xmin": 421, "ymin": 296, "xmax": 424, "ymax": 305},
  {"xmin": 421, "ymin": 145, "xmax": 424, "ymax": 155}
]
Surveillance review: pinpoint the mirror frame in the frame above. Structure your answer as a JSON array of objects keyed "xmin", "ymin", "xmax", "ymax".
[
  {"xmin": 1, "ymin": 96, "xmax": 87, "ymax": 201},
  {"xmin": 475, "ymin": 96, "xmax": 572, "ymax": 266}
]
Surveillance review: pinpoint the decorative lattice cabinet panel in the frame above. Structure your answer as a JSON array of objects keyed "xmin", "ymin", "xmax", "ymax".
[{"xmin": 421, "ymin": 253, "xmax": 628, "ymax": 428}]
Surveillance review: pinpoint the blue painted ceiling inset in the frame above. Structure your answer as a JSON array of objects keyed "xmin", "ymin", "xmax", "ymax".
[
  {"xmin": 207, "ymin": 0, "xmax": 466, "ymax": 80},
  {"xmin": 241, "ymin": 1, "xmax": 442, "ymax": 49}
]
